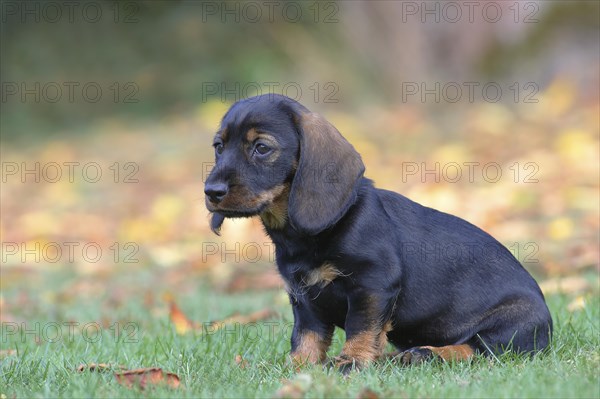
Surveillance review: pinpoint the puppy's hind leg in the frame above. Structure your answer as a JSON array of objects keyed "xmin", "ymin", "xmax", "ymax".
[{"xmin": 397, "ymin": 344, "xmax": 476, "ymax": 365}]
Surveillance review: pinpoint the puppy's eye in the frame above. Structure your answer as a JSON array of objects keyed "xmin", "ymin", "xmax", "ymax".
[
  {"xmin": 214, "ymin": 143, "xmax": 224, "ymax": 155},
  {"xmin": 254, "ymin": 143, "xmax": 271, "ymax": 156}
]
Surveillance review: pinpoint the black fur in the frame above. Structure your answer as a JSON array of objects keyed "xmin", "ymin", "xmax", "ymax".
[{"xmin": 204, "ymin": 94, "xmax": 552, "ymax": 370}]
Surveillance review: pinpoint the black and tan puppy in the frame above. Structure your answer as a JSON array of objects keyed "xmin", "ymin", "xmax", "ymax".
[{"xmin": 204, "ymin": 94, "xmax": 552, "ymax": 372}]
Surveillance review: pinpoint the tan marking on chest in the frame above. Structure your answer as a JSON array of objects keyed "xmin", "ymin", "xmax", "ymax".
[{"xmin": 304, "ymin": 262, "xmax": 343, "ymax": 288}]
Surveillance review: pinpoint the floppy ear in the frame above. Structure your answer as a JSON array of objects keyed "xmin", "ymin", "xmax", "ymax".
[{"xmin": 288, "ymin": 112, "xmax": 365, "ymax": 235}]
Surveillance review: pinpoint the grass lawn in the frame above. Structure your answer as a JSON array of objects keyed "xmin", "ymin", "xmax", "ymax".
[
  {"xmin": 1, "ymin": 267, "xmax": 598, "ymax": 399},
  {"xmin": 2, "ymin": 73, "xmax": 598, "ymax": 398}
]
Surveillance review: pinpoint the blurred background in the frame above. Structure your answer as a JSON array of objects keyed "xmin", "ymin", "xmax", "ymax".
[{"xmin": 1, "ymin": 1, "xmax": 598, "ymax": 325}]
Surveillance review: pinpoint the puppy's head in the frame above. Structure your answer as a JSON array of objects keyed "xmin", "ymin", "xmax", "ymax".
[{"xmin": 205, "ymin": 94, "xmax": 364, "ymax": 235}]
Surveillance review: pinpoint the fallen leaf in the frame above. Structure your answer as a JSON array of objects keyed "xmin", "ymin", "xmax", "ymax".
[
  {"xmin": 539, "ymin": 276, "xmax": 591, "ymax": 295},
  {"xmin": 235, "ymin": 354, "xmax": 249, "ymax": 369},
  {"xmin": 543, "ymin": 78, "xmax": 576, "ymax": 116},
  {"xmin": 273, "ymin": 383, "xmax": 304, "ymax": 399},
  {"xmin": 554, "ymin": 129, "xmax": 596, "ymax": 164},
  {"xmin": 165, "ymin": 294, "xmax": 276, "ymax": 335},
  {"xmin": 151, "ymin": 195, "xmax": 185, "ymax": 225},
  {"xmin": 164, "ymin": 293, "xmax": 198, "ymax": 334},
  {"xmin": 547, "ymin": 217, "xmax": 574, "ymax": 241},
  {"xmin": 114, "ymin": 368, "xmax": 180, "ymax": 389},
  {"xmin": 274, "ymin": 374, "xmax": 312, "ymax": 399},
  {"xmin": 0, "ymin": 349, "xmax": 16, "ymax": 358},
  {"xmin": 357, "ymin": 388, "xmax": 380, "ymax": 399}
]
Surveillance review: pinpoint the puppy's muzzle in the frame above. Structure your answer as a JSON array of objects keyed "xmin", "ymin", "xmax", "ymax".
[{"xmin": 204, "ymin": 182, "xmax": 228, "ymax": 204}]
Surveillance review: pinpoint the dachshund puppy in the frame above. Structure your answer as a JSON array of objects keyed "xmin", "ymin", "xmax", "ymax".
[{"xmin": 204, "ymin": 94, "xmax": 552, "ymax": 373}]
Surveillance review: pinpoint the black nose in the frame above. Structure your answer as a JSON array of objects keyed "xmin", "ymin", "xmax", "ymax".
[{"xmin": 205, "ymin": 183, "xmax": 228, "ymax": 203}]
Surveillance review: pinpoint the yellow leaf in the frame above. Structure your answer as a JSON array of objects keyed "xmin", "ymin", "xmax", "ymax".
[
  {"xmin": 430, "ymin": 144, "xmax": 471, "ymax": 164},
  {"xmin": 119, "ymin": 218, "xmax": 161, "ymax": 243},
  {"xmin": 554, "ymin": 129, "xmax": 597, "ymax": 164},
  {"xmin": 542, "ymin": 78, "xmax": 576, "ymax": 116},
  {"xmin": 547, "ymin": 217, "xmax": 574, "ymax": 241},
  {"xmin": 39, "ymin": 141, "xmax": 76, "ymax": 163},
  {"xmin": 19, "ymin": 211, "xmax": 61, "ymax": 237},
  {"xmin": 565, "ymin": 187, "xmax": 600, "ymax": 212},
  {"xmin": 567, "ymin": 296, "xmax": 586, "ymax": 312},
  {"xmin": 44, "ymin": 181, "xmax": 79, "ymax": 207},
  {"xmin": 151, "ymin": 195, "xmax": 184, "ymax": 225}
]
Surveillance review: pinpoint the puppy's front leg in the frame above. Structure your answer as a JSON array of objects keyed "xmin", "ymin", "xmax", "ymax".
[
  {"xmin": 290, "ymin": 301, "xmax": 334, "ymax": 365},
  {"xmin": 335, "ymin": 292, "xmax": 393, "ymax": 374}
]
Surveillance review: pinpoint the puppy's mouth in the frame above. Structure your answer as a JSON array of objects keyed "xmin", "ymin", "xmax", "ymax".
[
  {"xmin": 208, "ymin": 205, "xmax": 268, "ymax": 218},
  {"xmin": 205, "ymin": 185, "xmax": 286, "ymax": 217}
]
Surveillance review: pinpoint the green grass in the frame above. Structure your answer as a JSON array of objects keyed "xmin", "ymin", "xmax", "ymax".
[{"xmin": 1, "ymin": 277, "xmax": 598, "ymax": 398}]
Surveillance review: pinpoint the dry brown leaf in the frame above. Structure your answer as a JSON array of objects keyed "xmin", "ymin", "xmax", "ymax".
[
  {"xmin": 539, "ymin": 276, "xmax": 591, "ymax": 295},
  {"xmin": 114, "ymin": 368, "xmax": 181, "ymax": 389},
  {"xmin": 235, "ymin": 354, "xmax": 249, "ymax": 369},
  {"xmin": 169, "ymin": 302, "xmax": 197, "ymax": 334},
  {"xmin": 0, "ymin": 349, "xmax": 16, "ymax": 358},
  {"xmin": 273, "ymin": 374, "xmax": 312, "ymax": 399},
  {"xmin": 357, "ymin": 388, "xmax": 380, "ymax": 399},
  {"xmin": 165, "ymin": 294, "xmax": 276, "ymax": 335},
  {"xmin": 164, "ymin": 293, "xmax": 198, "ymax": 334},
  {"xmin": 273, "ymin": 383, "xmax": 304, "ymax": 399}
]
